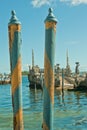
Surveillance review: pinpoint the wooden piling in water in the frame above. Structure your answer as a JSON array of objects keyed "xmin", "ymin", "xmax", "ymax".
[
  {"xmin": 8, "ymin": 10, "xmax": 24, "ymax": 130},
  {"xmin": 43, "ymin": 8, "xmax": 57, "ymax": 130}
]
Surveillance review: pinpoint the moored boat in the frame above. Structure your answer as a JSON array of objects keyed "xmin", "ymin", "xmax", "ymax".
[
  {"xmin": 28, "ymin": 66, "xmax": 43, "ymax": 90},
  {"xmin": 0, "ymin": 73, "xmax": 11, "ymax": 85}
]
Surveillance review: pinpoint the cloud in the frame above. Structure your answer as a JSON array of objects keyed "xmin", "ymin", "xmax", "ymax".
[
  {"xmin": 31, "ymin": 0, "xmax": 56, "ymax": 7},
  {"xmin": 31, "ymin": 0, "xmax": 50, "ymax": 7},
  {"xmin": 65, "ymin": 41, "xmax": 79, "ymax": 45},
  {"xmin": 60, "ymin": 0, "xmax": 87, "ymax": 6},
  {"xmin": 31, "ymin": 0, "xmax": 87, "ymax": 7}
]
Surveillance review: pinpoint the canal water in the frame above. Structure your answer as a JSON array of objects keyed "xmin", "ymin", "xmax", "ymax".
[{"xmin": 0, "ymin": 76, "xmax": 87, "ymax": 130}]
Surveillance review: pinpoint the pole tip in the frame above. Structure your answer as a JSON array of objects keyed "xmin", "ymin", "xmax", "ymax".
[
  {"xmin": 8, "ymin": 10, "xmax": 21, "ymax": 25},
  {"xmin": 48, "ymin": 8, "xmax": 53, "ymax": 15},
  {"xmin": 44, "ymin": 8, "xmax": 57, "ymax": 23},
  {"xmin": 11, "ymin": 10, "xmax": 16, "ymax": 16}
]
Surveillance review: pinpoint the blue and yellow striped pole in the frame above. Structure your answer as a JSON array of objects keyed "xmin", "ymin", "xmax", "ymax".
[
  {"xmin": 8, "ymin": 11, "xmax": 24, "ymax": 130},
  {"xmin": 43, "ymin": 8, "xmax": 57, "ymax": 130}
]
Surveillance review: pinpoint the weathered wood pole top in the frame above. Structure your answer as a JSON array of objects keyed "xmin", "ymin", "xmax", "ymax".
[
  {"xmin": 8, "ymin": 10, "xmax": 21, "ymax": 25},
  {"xmin": 44, "ymin": 8, "xmax": 58, "ymax": 23}
]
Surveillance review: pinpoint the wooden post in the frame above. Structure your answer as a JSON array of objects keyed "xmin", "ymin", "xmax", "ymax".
[
  {"xmin": 8, "ymin": 10, "xmax": 24, "ymax": 130},
  {"xmin": 43, "ymin": 8, "xmax": 57, "ymax": 130}
]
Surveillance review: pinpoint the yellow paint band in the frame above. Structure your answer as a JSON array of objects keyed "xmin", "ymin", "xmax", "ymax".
[
  {"xmin": 44, "ymin": 51, "xmax": 54, "ymax": 104},
  {"xmin": 43, "ymin": 120, "xmax": 49, "ymax": 130},
  {"xmin": 11, "ymin": 57, "xmax": 21, "ymax": 95},
  {"xmin": 8, "ymin": 24, "xmax": 21, "ymax": 50},
  {"xmin": 13, "ymin": 108, "xmax": 24, "ymax": 130},
  {"xmin": 45, "ymin": 21, "xmax": 56, "ymax": 32}
]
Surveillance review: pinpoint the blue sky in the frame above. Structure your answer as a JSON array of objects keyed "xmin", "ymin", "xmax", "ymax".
[{"xmin": 0, "ymin": 0, "xmax": 87, "ymax": 73}]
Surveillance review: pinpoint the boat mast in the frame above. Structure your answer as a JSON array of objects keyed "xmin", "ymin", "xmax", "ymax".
[
  {"xmin": 66, "ymin": 49, "xmax": 69, "ymax": 68},
  {"xmin": 32, "ymin": 49, "xmax": 34, "ymax": 69},
  {"xmin": 65, "ymin": 49, "xmax": 71, "ymax": 76}
]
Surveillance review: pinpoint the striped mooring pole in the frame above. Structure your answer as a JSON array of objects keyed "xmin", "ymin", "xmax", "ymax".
[
  {"xmin": 43, "ymin": 8, "xmax": 57, "ymax": 130},
  {"xmin": 8, "ymin": 11, "xmax": 24, "ymax": 130}
]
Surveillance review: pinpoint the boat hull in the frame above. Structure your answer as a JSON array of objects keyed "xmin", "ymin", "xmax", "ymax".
[{"xmin": 29, "ymin": 82, "xmax": 42, "ymax": 90}]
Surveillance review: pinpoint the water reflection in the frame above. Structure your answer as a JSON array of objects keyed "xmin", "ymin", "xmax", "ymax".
[
  {"xmin": 28, "ymin": 89, "xmax": 43, "ymax": 113},
  {"xmin": 54, "ymin": 89, "xmax": 87, "ymax": 129},
  {"xmin": 0, "ymin": 76, "xmax": 87, "ymax": 130},
  {"xmin": 29, "ymin": 89, "xmax": 43, "ymax": 103},
  {"xmin": 55, "ymin": 89, "xmax": 65, "ymax": 106}
]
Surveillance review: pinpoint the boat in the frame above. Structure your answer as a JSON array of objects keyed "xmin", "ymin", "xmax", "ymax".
[
  {"xmin": 28, "ymin": 64, "xmax": 61, "ymax": 89},
  {"xmin": 28, "ymin": 65, "xmax": 60, "ymax": 89},
  {"xmin": 28, "ymin": 49, "xmax": 43, "ymax": 89},
  {"xmin": 0, "ymin": 79, "xmax": 11, "ymax": 85},
  {"xmin": 0, "ymin": 73, "xmax": 11, "ymax": 85},
  {"xmin": 68, "ymin": 74, "xmax": 87, "ymax": 92},
  {"xmin": 28, "ymin": 65, "xmax": 43, "ymax": 89},
  {"xmin": 28, "ymin": 50, "xmax": 60, "ymax": 89}
]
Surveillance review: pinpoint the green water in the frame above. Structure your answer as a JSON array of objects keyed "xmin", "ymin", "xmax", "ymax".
[{"xmin": 0, "ymin": 76, "xmax": 87, "ymax": 130}]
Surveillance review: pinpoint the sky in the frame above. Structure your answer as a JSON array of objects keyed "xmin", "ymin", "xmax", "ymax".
[{"xmin": 0, "ymin": 0, "xmax": 87, "ymax": 74}]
